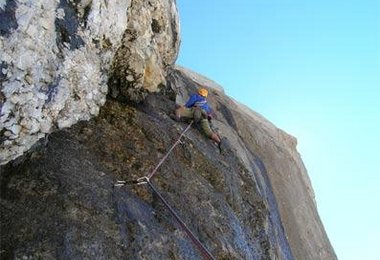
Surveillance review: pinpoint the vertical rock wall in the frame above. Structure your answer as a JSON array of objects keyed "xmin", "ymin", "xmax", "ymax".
[
  {"xmin": 108, "ymin": 0, "xmax": 180, "ymax": 102},
  {"xmin": 0, "ymin": 0, "xmax": 180, "ymax": 165},
  {"xmin": 0, "ymin": 1, "xmax": 336, "ymax": 259},
  {"xmin": 0, "ymin": 67, "xmax": 336, "ymax": 259}
]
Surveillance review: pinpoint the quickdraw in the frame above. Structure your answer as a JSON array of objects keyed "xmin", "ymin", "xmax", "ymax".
[{"xmin": 115, "ymin": 121, "xmax": 216, "ymax": 260}]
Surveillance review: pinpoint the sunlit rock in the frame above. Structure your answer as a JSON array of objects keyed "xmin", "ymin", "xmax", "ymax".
[{"xmin": 0, "ymin": 0, "xmax": 179, "ymax": 164}]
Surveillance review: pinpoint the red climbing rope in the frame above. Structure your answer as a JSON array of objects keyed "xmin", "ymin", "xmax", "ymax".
[
  {"xmin": 115, "ymin": 121, "xmax": 216, "ymax": 260},
  {"xmin": 146, "ymin": 178, "xmax": 216, "ymax": 260},
  {"xmin": 147, "ymin": 121, "xmax": 193, "ymax": 180}
]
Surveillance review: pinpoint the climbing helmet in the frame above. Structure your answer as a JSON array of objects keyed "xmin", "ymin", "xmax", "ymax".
[{"xmin": 198, "ymin": 88, "xmax": 208, "ymax": 97}]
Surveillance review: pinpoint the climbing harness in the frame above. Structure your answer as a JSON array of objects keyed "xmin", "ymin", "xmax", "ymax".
[{"xmin": 115, "ymin": 121, "xmax": 216, "ymax": 260}]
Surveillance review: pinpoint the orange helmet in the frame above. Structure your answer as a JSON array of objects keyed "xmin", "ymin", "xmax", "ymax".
[{"xmin": 198, "ymin": 88, "xmax": 208, "ymax": 97}]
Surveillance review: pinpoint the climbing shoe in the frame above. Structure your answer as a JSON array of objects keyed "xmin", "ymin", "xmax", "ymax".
[
  {"xmin": 218, "ymin": 137, "xmax": 230, "ymax": 155},
  {"xmin": 218, "ymin": 140, "xmax": 224, "ymax": 154},
  {"xmin": 169, "ymin": 112, "xmax": 180, "ymax": 122}
]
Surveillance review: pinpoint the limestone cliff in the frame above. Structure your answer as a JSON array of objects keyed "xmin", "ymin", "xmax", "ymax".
[
  {"xmin": 0, "ymin": 0, "xmax": 179, "ymax": 165},
  {"xmin": 0, "ymin": 1, "xmax": 336, "ymax": 260}
]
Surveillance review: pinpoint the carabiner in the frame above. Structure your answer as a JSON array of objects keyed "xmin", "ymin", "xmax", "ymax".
[{"xmin": 136, "ymin": 176, "xmax": 149, "ymax": 185}]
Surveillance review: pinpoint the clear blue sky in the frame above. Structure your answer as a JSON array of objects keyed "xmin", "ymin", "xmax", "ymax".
[{"xmin": 176, "ymin": 1, "xmax": 380, "ymax": 259}]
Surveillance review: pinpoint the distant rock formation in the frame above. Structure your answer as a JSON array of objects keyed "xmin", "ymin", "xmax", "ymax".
[
  {"xmin": 0, "ymin": 0, "xmax": 179, "ymax": 165},
  {"xmin": 0, "ymin": 1, "xmax": 336, "ymax": 260}
]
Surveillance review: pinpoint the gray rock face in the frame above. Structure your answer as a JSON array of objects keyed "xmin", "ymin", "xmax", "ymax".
[
  {"xmin": 1, "ymin": 1, "xmax": 336, "ymax": 259},
  {"xmin": 0, "ymin": 67, "xmax": 336, "ymax": 260},
  {"xmin": 172, "ymin": 67, "xmax": 337, "ymax": 260},
  {"xmin": 0, "ymin": 79, "xmax": 290, "ymax": 259},
  {"xmin": 108, "ymin": 0, "xmax": 180, "ymax": 102},
  {"xmin": 0, "ymin": 0, "xmax": 179, "ymax": 165}
]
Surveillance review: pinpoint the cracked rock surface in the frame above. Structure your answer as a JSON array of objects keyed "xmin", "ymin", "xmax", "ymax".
[
  {"xmin": 0, "ymin": 0, "xmax": 179, "ymax": 165},
  {"xmin": 1, "ymin": 1, "xmax": 335, "ymax": 259},
  {"xmin": 1, "ymin": 67, "xmax": 336, "ymax": 260}
]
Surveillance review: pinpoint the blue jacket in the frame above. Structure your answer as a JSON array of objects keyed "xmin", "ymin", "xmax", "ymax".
[{"xmin": 185, "ymin": 94, "xmax": 212, "ymax": 114}]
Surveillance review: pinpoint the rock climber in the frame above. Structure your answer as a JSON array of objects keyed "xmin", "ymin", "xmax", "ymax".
[{"xmin": 172, "ymin": 88, "xmax": 223, "ymax": 152}]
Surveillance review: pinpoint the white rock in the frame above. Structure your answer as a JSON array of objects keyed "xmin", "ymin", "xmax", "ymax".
[
  {"xmin": 57, "ymin": 118, "xmax": 73, "ymax": 129},
  {"xmin": 3, "ymin": 131, "xmax": 13, "ymax": 137},
  {"xmin": 0, "ymin": 0, "xmax": 180, "ymax": 165},
  {"xmin": 40, "ymin": 119, "xmax": 52, "ymax": 133},
  {"xmin": 26, "ymin": 24, "xmax": 38, "ymax": 38},
  {"xmin": 29, "ymin": 119, "xmax": 41, "ymax": 134},
  {"xmin": 56, "ymin": 8, "xmax": 65, "ymax": 19},
  {"xmin": 2, "ymin": 81, "xmax": 22, "ymax": 96},
  {"xmin": 0, "ymin": 0, "xmax": 6, "ymax": 10},
  {"xmin": 8, "ymin": 125, "xmax": 22, "ymax": 136}
]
